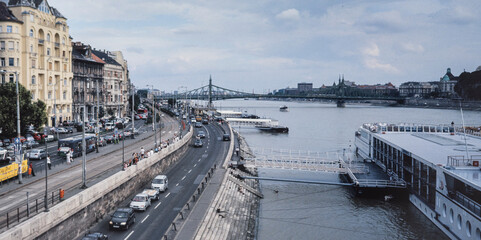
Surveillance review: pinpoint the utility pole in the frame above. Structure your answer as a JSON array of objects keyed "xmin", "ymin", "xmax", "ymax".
[
  {"xmin": 131, "ymin": 84, "xmax": 135, "ymax": 139},
  {"xmin": 43, "ymin": 128, "xmax": 49, "ymax": 212},
  {"xmin": 15, "ymin": 71, "xmax": 22, "ymax": 184},
  {"xmin": 95, "ymin": 78, "xmax": 99, "ymax": 153},
  {"xmin": 81, "ymin": 79, "xmax": 87, "ymax": 189},
  {"xmin": 147, "ymin": 85, "xmax": 157, "ymax": 148}
]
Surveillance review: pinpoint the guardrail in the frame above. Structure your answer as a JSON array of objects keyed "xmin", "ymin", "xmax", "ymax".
[
  {"xmin": 356, "ymin": 179, "xmax": 406, "ymax": 188},
  {"xmin": 454, "ymin": 191, "xmax": 481, "ymax": 218}
]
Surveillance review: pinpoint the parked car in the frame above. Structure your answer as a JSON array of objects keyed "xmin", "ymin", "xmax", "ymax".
[
  {"xmin": 197, "ymin": 131, "xmax": 206, "ymax": 138},
  {"xmin": 109, "ymin": 208, "xmax": 135, "ymax": 230},
  {"xmin": 98, "ymin": 137, "xmax": 107, "ymax": 147},
  {"xmin": 65, "ymin": 127, "xmax": 74, "ymax": 133},
  {"xmin": 202, "ymin": 119, "xmax": 209, "ymax": 125},
  {"xmin": 194, "ymin": 139, "xmax": 203, "ymax": 147},
  {"xmin": 151, "ymin": 175, "xmax": 168, "ymax": 192},
  {"xmin": 105, "ymin": 135, "xmax": 114, "ymax": 144},
  {"xmin": 81, "ymin": 232, "xmax": 108, "ymax": 240},
  {"xmin": 23, "ymin": 140, "xmax": 39, "ymax": 149},
  {"xmin": 222, "ymin": 134, "xmax": 230, "ymax": 141},
  {"xmin": 27, "ymin": 149, "xmax": 47, "ymax": 160},
  {"xmin": 129, "ymin": 193, "xmax": 151, "ymax": 211},
  {"xmin": 45, "ymin": 135, "xmax": 55, "ymax": 142},
  {"xmin": 58, "ymin": 147, "xmax": 71, "ymax": 157},
  {"xmin": 2, "ymin": 139, "xmax": 11, "ymax": 146},
  {"xmin": 57, "ymin": 127, "xmax": 69, "ymax": 134},
  {"xmin": 123, "ymin": 131, "xmax": 132, "ymax": 138}
]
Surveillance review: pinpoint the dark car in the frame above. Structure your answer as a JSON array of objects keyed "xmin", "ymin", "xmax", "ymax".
[
  {"xmin": 202, "ymin": 119, "xmax": 209, "ymax": 125},
  {"xmin": 109, "ymin": 208, "xmax": 135, "ymax": 230},
  {"xmin": 105, "ymin": 135, "xmax": 114, "ymax": 144},
  {"xmin": 194, "ymin": 139, "xmax": 203, "ymax": 147},
  {"xmin": 195, "ymin": 122, "xmax": 202, "ymax": 128},
  {"xmin": 2, "ymin": 139, "xmax": 11, "ymax": 146},
  {"xmin": 222, "ymin": 134, "xmax": 230, "ymax": 141},
  {"xmin": 65, "ymin": 127, "xmax": 74, "ymax": 133},
  {"xmin": 81, "ymin": 232, "xmax": 108, "ymax": 240}
]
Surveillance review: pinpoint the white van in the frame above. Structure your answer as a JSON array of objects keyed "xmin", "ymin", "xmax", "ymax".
[
  {"xmin": 105, "ymin": 122, "xmax": 114, "ymax": 131},
  {"xmin": 151, "ymin": 175, "xmax": 168, "ymax": 192}
]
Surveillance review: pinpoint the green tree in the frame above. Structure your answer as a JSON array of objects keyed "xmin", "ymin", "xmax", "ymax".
[
  {"xmin": 107, "ymin": 108, "xmax": 114, "ymax": 117},
  {"xmin": 454, "ymin": 71, "xmax": 481, "ymax": 100},
  {"xmin": 0, "ymin": 82, "xmax": 47, "ymax": 138}
]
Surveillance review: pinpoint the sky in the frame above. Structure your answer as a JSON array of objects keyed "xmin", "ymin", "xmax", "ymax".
[{"xmin": 49, "ymin": 0, "xmax": 481, "ymax": 93}]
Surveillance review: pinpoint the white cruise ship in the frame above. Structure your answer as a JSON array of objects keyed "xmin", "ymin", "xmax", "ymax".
[{"xmin": 354, "ymin": 123, "xmax": 481, "ymax": 240}]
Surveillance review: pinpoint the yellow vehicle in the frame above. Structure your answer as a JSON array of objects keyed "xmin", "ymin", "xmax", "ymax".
[{"xmin": 195, "ymin": 115, "xmax": 202, "ymax": 122}]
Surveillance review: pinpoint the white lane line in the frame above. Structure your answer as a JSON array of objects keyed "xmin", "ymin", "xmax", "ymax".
[
  {"xmin": 176, "ymin": 183, "xmax": 179, "ymax": 186},
  {"xmin": 165, "ymin": 193, "xmax": 171, "ymax": 198},
  {"xmin": 181, "ymin": 176, "xmax": 186, "ymax": 181},
  {"xmin": 198, "ymin": 159, "xmax": 201, "ymax": 162},
  {"xmin": 193, "ymin": 164, "xmax": 197, "ymax": 167},
  {"xmin": 124, "ymin": 231, "xmax": 134, "ymax": 240},
  {"xmin": 188, "ymin": 169, "xmax": 192, "ymax": 174},
  {"xmin": 155, "ymin": 202, "xmax": 162, "ymax": 209},
  {"xmin": 141, "ymin": 215, "xmax": 150, "ymax": 223}
]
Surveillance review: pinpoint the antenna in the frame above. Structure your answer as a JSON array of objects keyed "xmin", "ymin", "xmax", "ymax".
[{"xmin": 459, "ymin": 101, "xmax": 470, "ymax": 159}]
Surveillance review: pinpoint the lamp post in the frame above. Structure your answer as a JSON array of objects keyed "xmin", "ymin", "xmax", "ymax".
[
  {"xmin": 131, "ymin": 84, "xmax": 135, "ymax": 139},
  {"xmin": 43, "ymin": 128, "xmax": 49, "ymax": 212},
  {"xmin": 1, "ymin": 70, "xmax": 22, "ymax": 184},
  {"xmin": 147, "ymin": 85, "xmax": 157, "ymax": 149},
  {"xmin": 95, "ymin": 78, "xmax": 99, "ymax": 153},
  {"xmin": 80, "ymin": 79, "xmax": 87, "ymax": 189}
]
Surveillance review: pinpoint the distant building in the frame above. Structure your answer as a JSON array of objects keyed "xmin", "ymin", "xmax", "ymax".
[
  {"xmin": 439, "ymin": 68, "xmax": 458, "ymax": 98},
  {"xmin": 399, "ymin": 82, "xmax": 438, "ymax": 98},
  {"xmin": 297, "ymin": 82, "xmax": 312, "ymax": 93},
  {"xmin": 356, "ymin": 83, "xmax": 397, "ymax": 96}
]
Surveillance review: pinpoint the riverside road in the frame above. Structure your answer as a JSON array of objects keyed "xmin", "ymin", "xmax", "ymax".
[
  {"xmin": 84, "ymin": 121, "xmax": 230, "ymax": 240},
  {"xmin": 0, "ymin": 114, "xmax": 181, "ymax": 230}
]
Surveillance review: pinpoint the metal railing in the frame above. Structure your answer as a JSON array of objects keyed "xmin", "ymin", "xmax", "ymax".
[
  {"xmin": 454, "ymin": 191, "xmax": 481, "ymax": 218},
  {"xmin": 356, "ymin": 179, "xmax": 406, "ymax": 188},
  {"xmin": 447, "ymin": 155, "xmax": 481, "ymax": 167}
]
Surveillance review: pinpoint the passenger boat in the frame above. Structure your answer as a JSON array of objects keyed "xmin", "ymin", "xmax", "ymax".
[
  {"xmin": 354, "ymin": 123, "xmax": 481, "ymax": 240},
  {"xmin": 256, "ymin": 125, "xmax": 289, "ymax": 133},
  {"xmin": 279, "ymin": 105, "xmax": 288, "ymax": 112}
]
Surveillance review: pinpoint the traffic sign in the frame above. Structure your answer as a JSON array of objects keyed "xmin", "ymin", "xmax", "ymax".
[
  {"xmin": 14, "ymin": 137, "xmax": 20, "ymax": 145},
  {"xmin": 114, "ymin": 129, "xmax": 118, "ymax": 135}
]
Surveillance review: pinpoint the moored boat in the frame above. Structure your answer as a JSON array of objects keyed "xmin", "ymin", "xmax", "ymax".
[
  {"xmin": 280, "ymin": 105, "xmax": 288, "ymax": 112},
  {"xmin": 256, "ymin": 125, "xmax": 289, "ymax": 133}
]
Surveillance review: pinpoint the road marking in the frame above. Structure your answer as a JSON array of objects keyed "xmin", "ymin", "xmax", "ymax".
[
  {"xmin": 181, "ymin": 176, "xmax": 186, "ymax": 181},
  {"xmin": 141, "ymin": 215, "xmax": 150, "ymax": 223},
  {"xmin": 165, "ymin": 193, "xmax": 171, "ymax": 198},
  {"xmin": 176, "ymin": 183, "xmax": 179, "ymax": 186},
  {"xmin": 188, "ymin": 169, "xmax": 192, "ymax": 174},
  {"xmin": 198, "ymin": 159, "xmax": 201, "ymax": 162},
  {"xmin": 193, "ymin": 164, "xmax": 197, "ymax": 167},
  {"xmin": 125, "ymin": 231, "xmax": 134, "ymax": 240},
  {"xmin": 155, "ymin": 202, "xmax": 162, "ymax": 209}
]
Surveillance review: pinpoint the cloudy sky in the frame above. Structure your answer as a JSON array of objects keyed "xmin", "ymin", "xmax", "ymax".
[{"xmin": 50, "ymin": 0, "xmax": 481, "ymax": 93}]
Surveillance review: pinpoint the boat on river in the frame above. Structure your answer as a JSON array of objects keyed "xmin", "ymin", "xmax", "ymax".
[
  {"xmin": 256, "ymin": 125, "xmax": 289, "ymax": 133},
  {"xmin": 280, "ymin": 105, "xmax": 288, "ymax": 112},
  {"xmin": 354, "ymin": 123, "xmax": 481, "ymax": 240}
]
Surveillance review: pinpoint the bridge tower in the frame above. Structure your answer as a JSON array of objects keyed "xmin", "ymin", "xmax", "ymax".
[{"xmin": 208, "ymin": 75, "xmax": 213, "ymax": 109}]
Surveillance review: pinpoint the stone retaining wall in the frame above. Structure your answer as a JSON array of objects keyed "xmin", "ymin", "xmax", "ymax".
[{"xmin": 0, "ymin": 127, "xmax": 193, "ymax": 240}]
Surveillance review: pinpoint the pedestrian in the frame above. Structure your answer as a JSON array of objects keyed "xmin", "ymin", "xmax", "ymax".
[
  {"xmin": 47, "ymin": 155, "xmax": 51, "ymax": 170},
  {"xmin": 69, "ymin": 148, "xmax": 73, "ymax": 163},
  {"xmin": 29, "ymin": 163, "xmax": 35, "ymax": 176},
  {"xmin": 66, "ymin": 149, "xmax": 71, "ymax": 164},
  {"xmin": 140, "ymin": 147, "xmax": 145, "ymax": 159}
]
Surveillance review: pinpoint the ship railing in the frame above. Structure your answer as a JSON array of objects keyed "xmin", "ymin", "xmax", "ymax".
[
  {"xmin": 356, "ymin": 179, "xmax": 406, "ymax": 188},
  {"xmin": 447, "ymin": 155, "xmax": 481, "ymax": 167},
  {"xmin": 362, "ymin": 123, "xmax": 455, "ymax": 134},
  {"xmin": 454, "ymin": 191, "xmax": 481, "ymax": 218}
]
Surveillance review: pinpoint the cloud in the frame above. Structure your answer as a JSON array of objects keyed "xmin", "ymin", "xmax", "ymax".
[
  {"xmin": 401, "ymin": 43, "xmax": 424, "ymax": 53},
  {"xmin": 276, "ymin": 9, "xmax": 300, "ymax": 21},
  {"xmin": 358, "ymin": 11, "xmax": 406, "ymax": 34},
  {"xmin": 364, "ymin": 58, "xmax": 399, "ymax": 73},
  {"xmin": 362, "ymin": 43, "xmax": 380, "ymax": 57},
  {"xmin": 431, "ymin": 6, "xmax": 478, "ymax": 25}
]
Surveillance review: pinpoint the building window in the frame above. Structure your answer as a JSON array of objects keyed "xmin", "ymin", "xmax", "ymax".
[
  {"xmin": 59, "ymin": 108, "xmax": 62, "ymax": 113},
  {"xmin": 31, "ymin": 93, "xmax": 35, "ymax": 100},
  {"xmin": 48, "ymin": 91, "xmax": 51, "ymax": 99},
  {"xmin": 63, "ymin": 91, "xmax": 66, "ymax": 100},
  {"xmin": 30, "ymin": 14, "xmax": 34, "ymax": 22},
  {"xmin": 47, "ymin": 48, "xmax": 50, "ymax": 56},
  {"xmin": 6, "ymin": 25, "xmax": 12, "ymax": 33},
  {"xmin": 1, "ymin": 74, "xmax": 4, "ymax": 84},
  {"xmin": 46, "ymin": 33, "xmax": 50, "ymax": 42},
  {"xmin": 32, "ymin": 59, "xmax": 36, "ymax": 68},
  {"xmin": 8, "ymin": 41, "xmax": 13, "ymax": 50},
  {"xmin": 31, "ymin": 75, "xmax": 36, "ymax": 84},
  {"xmin": 62, "ymin": 37, "xmax": 65, "ymax": 45},
  {"xmin": 63, "ymin": 79, "xmax": 67, "ymax": 86},
  {"xmin": 9, "ymin": 74, "xmax": 14, "ymax": 83},
  {"xmin": 1, "ymin": 41, "xmax": 5, "ymax": 50},
  {"xmin": 8, "ymin": 58, "xmax": 14, "ymax": 66},
  {"xmin": 0, "ymin": 58, "xmax": 4, "ymax": 66},
  {"xmin": 29, "ymin": 29, "xmax": 34, "ymax": 37},
  {"xmin": 30, "ymin": 45, "xmax": 33, "ymax": 52},
  {"xmin": 67, "ymin": 105, "xmax": 70, "ymax": 112}
]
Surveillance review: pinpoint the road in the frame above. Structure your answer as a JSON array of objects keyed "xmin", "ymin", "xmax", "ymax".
[
  {"xmin": 84, "ymin": 121, "xmax": 230, "ymax": 240},
  {"xmin": 0, "ymin": 114, "xmax": 182, "ymax": 221}
]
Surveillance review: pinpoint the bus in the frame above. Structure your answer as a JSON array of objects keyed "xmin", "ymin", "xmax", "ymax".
[{"xmin": 58, "ymin": 134, "xmax": 96, "ymax": 158}]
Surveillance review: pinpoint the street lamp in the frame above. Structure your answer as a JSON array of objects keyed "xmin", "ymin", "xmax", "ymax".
[
  {"xmin": 131, "ymin": 84, "xmax": 135, "ymax": 140},
  {"xmin": 43, "ymin": 128, "xmax": 49, "ymax": 212},
  {"xmin": 147, "ymin": 85, "xmax": 157, "ymax": 149},
  {"xmin": 1, "ymin": 70, "xmax": 22, "ymax": 184}
]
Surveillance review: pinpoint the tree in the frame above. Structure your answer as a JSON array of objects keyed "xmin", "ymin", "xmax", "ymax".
[
  {"xmin": 128, "ymin": 94, "xmax": 140, "ymax": 112},
  {"xmin": 107, "ymin": 108, "xmax": 114, "ymax": 117},
  {"xmin": 99, "ymin": 106, "xmax": 105, "ymax": 119},
  {"xmin": 454, "ymin": 71, "xmax": 481, "ymax": 100},
  {"xmin": 0, "ymin": 82, "xmax": 47, "ymax": 138}
]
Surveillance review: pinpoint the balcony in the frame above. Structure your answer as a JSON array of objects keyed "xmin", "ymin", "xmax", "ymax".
[{"xmin": 38, "ymin": 39, "xmax": 44, "ymax": 45}]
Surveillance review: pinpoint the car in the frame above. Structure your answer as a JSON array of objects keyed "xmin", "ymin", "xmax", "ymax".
[
  {"xmin": 129, "ymin": 193, "xmax": 151, "ymax": 211},
  {"xmin": 27, "ymin": 149, "xmax": 47, "ymax": 160},
  {"xmin": 142, "ymin": 188, "xmax": 160, "ymax": 201},
  {"xmin": 124, "ymin": 131, "xmax": 132, "ymax": 138},
  {"xmin": 104, "ymin": 135, "xmax": 114, "ymax": 144},
  {"xmin": 65, "ymin": 127, "xmax": 74, "ymax": 133},
  {"xmin": 98, "ymin": 137, "xmax": 107, "ymax": 147},
  {"xmin": 202, "ymin": 119, "xmax": 209, "ymax": 125},
  {"xmin": 194, "ymin": 139, "xmax": 203, "ymax": 147},
  {"xmin": 195, "ymin": 122, "xmax": 202, "ymax": 128},
  {"xmin": 45, "ymin": 135, "xmax": 55, "ymax": 142},
  {"xmin": 2, "ymin": 139, "xmax": 11, "ymax": 146},
  {"xmin": 109, "ymin": 208, "xmax": 135, "ymax": 230},
  {"xmin": 23, "ymin": 140, "xmax": 39, "ymax": 149},
  {"xmin": 191, "ymin": 118, "xmax": 196, "ymax": 123},
  {"xmin": 81, "ymin": 232, "xmax": 108, "ymax": 240},
  {"xmin": 222, "ymin": 134, "xmax": 231, "ymax": 141},
  {"xmin": 56, "ymin": 127, "xmax": 69, "ymax": 134},
  {"xmin": 197, "ymin": 131, "xmax": 206, "ymax": 138},
  {"xmin": 151, "ymin": 175, "xmax": 168, "ymax": 192}
]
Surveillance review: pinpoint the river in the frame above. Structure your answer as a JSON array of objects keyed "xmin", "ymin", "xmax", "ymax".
[{"xmin": 215, "ymin": 99, "xmax": 481, "ymax": 240}]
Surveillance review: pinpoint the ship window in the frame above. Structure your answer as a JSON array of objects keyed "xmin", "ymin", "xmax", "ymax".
[
  {"xmin": 466, "ymin": 221, "xmax": 471, "ymax": 237},
  {"xmin": 442, "ymin": 204, "xmax": 446, "ymax": 217},
  {"xmin": 449, "ymin": 209, "xmax": 454, "ymax": 223},
  {"xmin": 457, "ymin": 214, "xmax": 462, "ymax": 230}
]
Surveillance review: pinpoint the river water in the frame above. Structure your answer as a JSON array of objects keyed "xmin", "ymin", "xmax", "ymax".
[{"xmin": 216, "ymin": 99, "xmax": 481, "ymax": 240}]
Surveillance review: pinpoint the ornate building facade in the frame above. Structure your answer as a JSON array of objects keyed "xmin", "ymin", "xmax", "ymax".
[{"xmin": 4, "ymin": 0, "xmax": 73, "ymax": 126}]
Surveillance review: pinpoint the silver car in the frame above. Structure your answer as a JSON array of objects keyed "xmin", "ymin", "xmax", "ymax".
[{"xmin": 27, "ymin": 149, "xmax": 47, "ymax": 160}]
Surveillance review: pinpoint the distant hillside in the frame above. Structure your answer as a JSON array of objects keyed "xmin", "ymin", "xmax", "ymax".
[{"xmin": 454, "ymin": 70, "xmax": 481, "ymax": 100}]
